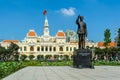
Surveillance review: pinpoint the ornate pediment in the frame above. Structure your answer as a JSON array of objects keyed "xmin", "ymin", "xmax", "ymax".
[{"xmin": 28, "ymin": 41, "xmax": 35, "ymax": 46}]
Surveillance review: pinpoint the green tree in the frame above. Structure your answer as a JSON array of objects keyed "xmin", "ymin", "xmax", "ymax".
[
  {"xmin": 71, "ymin": 55, "xmax": 73, "ymax": 60},
  {"xmin": 6, "ymin": 42, "xmax": 19, "ymax": 61},
  {"xmin": 0, "ymin": 46, "xmax": 6, "ymax": 61},
  {"xmin": 117, "ymin": 28, "xmax": 120, "ymax": 47},
  {"xmin": 54, "ymin": 55, "xmax": 59, "ymax": 60},
  {"xmin": 109, "ymin": 47, "xmax": 118, "ymax": 59},
  {"xmin": 0, "ymin": 42, "xmax": 19, "ymax": 61},
  {"xmin": 60, "ymin": 55, "xmax": 64, "ymax": 60},
  {"xmin": 45, "ymin": 55, "xmax": 52, "ymax": 60},
  {"xmin": 20, "ymin": 55, "xmax": 27, "ymax": 61},
  {"xmin": 104, "ymin": 29, "xmax": 111, "ymax": 47},
  {"xmin": 37, "ymin": 55, "xmax": 44, "ymax": 60},
  {"xmin": 94, "ymin": 47, "xmax": 103, "ymax": 60},
  {"xmin": 14, "ymin": 54, "xmax": 19, "ymax": 61},
  {"xmin": 63, "ymin": 55, "xmax": 69, "ymax": 60},
  {"xmin": 28, "ymin": 55, "xmax": 35, "ymax": 60}
]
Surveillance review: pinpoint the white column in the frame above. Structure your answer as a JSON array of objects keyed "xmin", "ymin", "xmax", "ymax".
[{"xmin": 48, "ymin": 46, "xmax": 49, "ymax": 52}]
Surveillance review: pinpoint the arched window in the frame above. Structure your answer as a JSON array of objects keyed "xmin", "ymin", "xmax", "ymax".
[
  {"xmin": 20, "ymin": 47, "xmax": 22, "ymax": 51},
  {"xmin": 45, "ymin": 47, "xmax": 48, "ymax": 51},
  {"xmin": 24, "ymin": 46, "xmax": 27, "ymax": 51},
  {"xmin": 59, "ymin": 47, "xmax": 63, "ymax": 51},
  {"xmin": 70, "ymin": 47, "xmax": 72, "ymax": 51},
  {"xmin": 30, "ymin": 46, "xmax": 34, "ymax": 51},
  {"xmin": 49, "ymin": 46, "xmax": 52, "ymax": 51},
  {"xmin": 37, "ymin": 46, "xmax": 40, "ymax": 51},
  {"xmin": 66, "ymin": 47, "xmax": 68, "ymax": 51},
  {"xmin": 53, "ymin": 47, "xmax": 56, "ymax": 51},
  {"xmin": 41, "ymin": 46, "xmax": 44, "ymax": 51},
  {"xmin": 74, "ymin": 47, "xmax": 76, "ymax": 51}
]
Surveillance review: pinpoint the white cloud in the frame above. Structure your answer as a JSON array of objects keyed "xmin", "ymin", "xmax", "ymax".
[{"xmin": 61, "ymin": 7, "xmax": 76, "ymax": 16}]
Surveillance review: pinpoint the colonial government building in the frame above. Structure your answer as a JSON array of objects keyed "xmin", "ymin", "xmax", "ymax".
[{"xmin": 1, "ymin": 17, "xmax": 98, "ymax": 58}]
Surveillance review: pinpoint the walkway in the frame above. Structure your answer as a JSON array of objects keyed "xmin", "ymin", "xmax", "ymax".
[{"xmin": 2, "ymin": 66, "xmax": 120, "ymax": 80}]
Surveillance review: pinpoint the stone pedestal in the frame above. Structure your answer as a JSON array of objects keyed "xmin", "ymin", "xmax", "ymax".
[{"xmin": 73, "ymin": 49, "xmax": 94, "ymax": 69}]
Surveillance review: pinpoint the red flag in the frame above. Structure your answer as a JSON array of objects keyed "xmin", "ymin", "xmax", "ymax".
[{"xmin": 43, "ymin": 10, "xmax": 47, "ymax": 15}]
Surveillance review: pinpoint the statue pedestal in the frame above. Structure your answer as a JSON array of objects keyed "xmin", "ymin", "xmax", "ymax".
[{"xmin": 73, "ymin": 49, "xmax": 94, "ymax": 69}]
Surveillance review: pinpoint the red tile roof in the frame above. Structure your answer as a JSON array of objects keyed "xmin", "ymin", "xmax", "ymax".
[
  {"xmin": 3, "ymin": 40, "xmax": 19, "ymax": 43},
  {"xmin": 27, "ymin": 30, "xmax": 37, "ymax": 37},
  {"xmin": 98, "ymin": 42, "xmax": 115, "ymax": 47},
  {"xmin": 57, "ymin": 31, "xmax": 65, "ymax": 37}
]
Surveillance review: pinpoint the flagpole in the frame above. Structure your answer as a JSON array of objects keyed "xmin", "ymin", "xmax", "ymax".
[
  {"xmin": 43, "ymin": 10, "xmax": 47, "ymax": 20},
  {"xmin": 45, "ymin": 14, "xmax": 47, "ymax": 20}
]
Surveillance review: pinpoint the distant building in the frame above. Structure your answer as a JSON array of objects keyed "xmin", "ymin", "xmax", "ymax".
[
  {"xmin": 66, "ymin": 30, "xmax": 78, "ymax": 42},
  {"xmin": 1, "ymin": 40, "xmax": 19, "ymax": 49},
  {"xmin": 97, "ymin": 42, "xmax": 116, "ymax": 48},
  {"xmin": 85, "ymin": 39, "xmax": 97, "ymax": 48}
]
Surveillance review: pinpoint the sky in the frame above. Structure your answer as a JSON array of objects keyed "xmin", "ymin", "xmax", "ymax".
[{"xmin": 0, "ymin": 0, "xmax": 120, "ymax": 42}]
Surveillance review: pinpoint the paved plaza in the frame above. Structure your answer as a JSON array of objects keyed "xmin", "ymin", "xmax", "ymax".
[{"xmin": 2, "ymin": 66, "xmax": 120, "ymax": 80}]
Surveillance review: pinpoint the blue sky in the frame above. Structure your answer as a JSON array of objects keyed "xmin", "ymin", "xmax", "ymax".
[{"xmin": 0, "ymin": 0, "xmax": 120, "ymax": 42}]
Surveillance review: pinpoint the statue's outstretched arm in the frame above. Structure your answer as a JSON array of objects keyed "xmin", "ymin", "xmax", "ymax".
[{"xmin": 76, "ymin": 16, "xmax": 79, "ymax": 24}]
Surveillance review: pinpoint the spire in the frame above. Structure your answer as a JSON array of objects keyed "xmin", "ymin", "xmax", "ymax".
[
  {"xmin": 43, "ymin": 10, "xmax": 49, "ymax": 27},
  {"xmin": 44, "ymin": 16, "xmax": 49, "ymax": 27},
  {"xmin": 43, "ymin": 10, "xmax": 49, "ymax": 36}
]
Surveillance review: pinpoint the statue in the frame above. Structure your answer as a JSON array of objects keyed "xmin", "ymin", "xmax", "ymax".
[
  {"xmin": 73, "ymin": 15, "xmax": 94, "ymax": 69},
  {"xmin": 76, "ymin": 15, "xmax": 87, "ymax": 49}
]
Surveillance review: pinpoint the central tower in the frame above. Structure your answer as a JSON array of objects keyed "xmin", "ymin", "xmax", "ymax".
[
  {"xmin": 44, "ymin": 16, "xmax": 49, "ymax": 36},
  {"xmin": 42, "ymin": 10, "xmax": 50, "ymax": 42}
]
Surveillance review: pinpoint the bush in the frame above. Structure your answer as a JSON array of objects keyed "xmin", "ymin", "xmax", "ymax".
[
  {"xmin": 37, "ymin": 55, "xmax": 44, "ymax": 60},
  {"xmin": 45, "ymin": 55, "xmax": 52, "ymax": 60},
  {"xmin": 54, "ymin": 55, "xmax": 59, "ymax": 60},
  {"xmin": 63, "ymin": 55, "xmax": 69, "ymax": 60},
  {"xmin": 20, "ymin": 55, "xmax": 27, "ymax": 61},
  {"xmin": 28, "ymin": 55, "xmax": 35, "ymax": 60},
  {"xmin": 0, "ymin": 61, "xmax": 23, "ymax": 79},
  {"xmin": 14, "ymin": 54, "xmax": 19, "ymax": 61}
]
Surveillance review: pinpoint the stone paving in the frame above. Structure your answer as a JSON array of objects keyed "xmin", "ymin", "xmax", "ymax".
[{"xmin": 2, "ymin": 66, "xmax": 120, "ymax": 80}]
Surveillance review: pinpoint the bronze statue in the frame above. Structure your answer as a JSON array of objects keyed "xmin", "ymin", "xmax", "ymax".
[
  {"xmin": 73, "ymin": 15, "xmax": 94, "ymax": 69},
  {"xmin": 76, "ymin": 15, "xmax": 87, "ymax": 49}
]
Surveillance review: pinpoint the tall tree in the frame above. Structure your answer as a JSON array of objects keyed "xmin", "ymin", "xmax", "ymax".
[
  {"xmin": 0, "ymin": 46, "xmax": 6, "ymax": 61},
  {"xmin": 104, "ymin": 29, "xmax": 111, "ymax": 47},
  {"xmin": 117, "ymin": 28, "xmax": 120, "ymax": 47},
  {"xmin": 7, "ymin": 42, "xmax": 19, "ymax": 61},
  {"xmin": 104, "ymin": 29, "xmax": 111, "ymax": 60}
]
